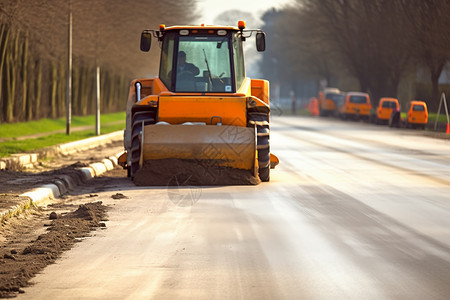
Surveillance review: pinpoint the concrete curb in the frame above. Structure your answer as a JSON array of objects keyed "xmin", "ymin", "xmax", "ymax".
[
  {"xmin": 0, "ymin": 151, "xmax": 124, "ymax": 223},
  {"xmin": 1, "ymin": 130, "xmax": 125, "ymax": 223}
]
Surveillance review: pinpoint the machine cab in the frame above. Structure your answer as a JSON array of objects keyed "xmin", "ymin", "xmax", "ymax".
[
  {"xmin": 140, "ymin": 22, "xmax": 266, "ymax": 94},
  {"xmin": 160, "ymin": 27, "xmax": 242, "ymax": 93}
]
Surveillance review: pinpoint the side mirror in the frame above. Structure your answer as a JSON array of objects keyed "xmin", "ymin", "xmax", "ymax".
[
  {"xmin": 140, "ymin": 31, "xmax": 152, "ymax": 52},
  {"xmin": 256, "ymin": 31, "xmax": 266, "ymax": 52}
]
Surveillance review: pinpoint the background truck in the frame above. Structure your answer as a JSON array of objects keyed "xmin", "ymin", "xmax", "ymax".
[{"xmin": 318, "ymin": 87, "xmax": 340, "ymax": 116}]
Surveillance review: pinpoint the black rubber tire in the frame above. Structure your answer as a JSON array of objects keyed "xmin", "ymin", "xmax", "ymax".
[
  {"xmin": 248, "ymin": 112, "xmax": 270, "ymax": 182},
  {"xmin": 130, "ymin": 111, "xmax": 156, "ymax": 178},
  {"xmin": 257, "ymin": 126, "xmax": 270, "ymax": 182}
]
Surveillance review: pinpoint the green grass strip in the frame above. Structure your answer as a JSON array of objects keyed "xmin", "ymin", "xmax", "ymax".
[
  {"xmin": 0, "ymin": 112, "xmax": 125, "ymax": 139},
  {"xmin": 428, "ymin": 113, "xmax": 449, "ymax": 123},
  {"xmin": 399, "ymin": 112, "xmax": 449, "ymax": 123},
  {"xmin": 0, "ymin": 118, "xmax": 125, "ymax": 158}
]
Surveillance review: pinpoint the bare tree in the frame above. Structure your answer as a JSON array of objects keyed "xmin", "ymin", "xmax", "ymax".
[
  {"xmin": 302, "ymin": 0, "xmax": 413, "ymax": 106},
  {"xmin": 0, "ymin": 0, "xmax": 199, "ymax": 122},
  {"xmin": 260, "ymin": 0, "xmax": 450, "ymax": 110},
  {"xmin": 403, "ymin": 0, "xmax": 450, "ymax": 111}
]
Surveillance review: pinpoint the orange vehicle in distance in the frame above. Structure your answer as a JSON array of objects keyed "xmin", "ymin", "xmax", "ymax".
[
  {"xmin": 318, "ymin": 88, "xmax": 340, "ymax": 116},
  {"xmin": 406, "ymin": 100, "xmax": 428, "ymax": 129},
  {"xmin": 334, "ymin": 92, "xmax": 346, "ymax": 117},
  {"xmin": 376, "ymin": 97, "xmax": 400, "ymax": 125},
  {"xmin": 338, "ymin": 92, "xmax": 372, "ymax": 121}
]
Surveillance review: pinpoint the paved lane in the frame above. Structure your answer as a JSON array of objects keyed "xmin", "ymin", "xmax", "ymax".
[{"xmin": 19, "ymin": 116, "xmax": 450, "ymax": 299}]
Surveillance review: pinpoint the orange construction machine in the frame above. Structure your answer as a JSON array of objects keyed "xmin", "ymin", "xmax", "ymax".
[
  {"xmin": 318, "ymin": 88, "xmax": 340, "ymax": 116},
  {"xmin": 119, "ymin": 22, "xmax": 278, "ymax": 183}
]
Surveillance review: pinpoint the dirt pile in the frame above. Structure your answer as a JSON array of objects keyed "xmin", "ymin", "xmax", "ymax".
[
  {"xmin": 133, "ymin": 159, "xmax": 260, "ymax": 186},
  {"xmin": 0, "ymin": 202, "xmax": 108, "ymax": 298}
]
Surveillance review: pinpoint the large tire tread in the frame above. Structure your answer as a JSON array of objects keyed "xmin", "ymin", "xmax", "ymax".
[{"xmin": 248, "ymin": 111, "xmax": 270, "ymax": 182}]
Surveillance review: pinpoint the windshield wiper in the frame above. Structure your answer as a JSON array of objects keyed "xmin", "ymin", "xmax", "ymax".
[
  {"xmin": 202, "ymin": 49, "xmax": 214, "ymax": 90},
  {"xmin": 216, "ymin": 36, "xmax": 227, "ymax": 49}
]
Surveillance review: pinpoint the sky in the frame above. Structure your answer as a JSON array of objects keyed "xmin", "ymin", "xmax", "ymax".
[
  {"xmin": 196, "ymin": 0, "xmax": 294, "ymax": 25},
  {"xmin": 194, "ymin": 0, "xmax": 295, "ymax": 78}
]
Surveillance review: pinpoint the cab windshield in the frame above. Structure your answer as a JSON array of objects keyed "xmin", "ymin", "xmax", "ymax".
[
  {"xmin": 382, "ymin": 101, "xmax": 397, "ymax": 108},
  {"xmin": 325, "ymin": 93, "xmax": 341, "ymax": 101},
  {"xmin": 413, "ymin": 104, "xmax": 425, "ymax": 111},
  {"xmin": 349, "ymin": 95, "xmax": 368, "ymax": 104},
  {"xmin": 175, "ymin": 35, "xmax": 233, "ymax": 92}
]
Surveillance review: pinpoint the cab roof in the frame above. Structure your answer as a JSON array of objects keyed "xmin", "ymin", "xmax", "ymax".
[
  {"xmin": 380, "ymin": 97, "xmax": 398, "ymax": 102},
  {"xmin": 410, "ymin": 100, "xmax": 427, "ymax": 105},
  {"xmin": 164, "ymin": 24, "xmax": 240, "ymax": 31},
  {"xmin": 346, "ymin": 91, "xmax": 369, "ymax": 97}
]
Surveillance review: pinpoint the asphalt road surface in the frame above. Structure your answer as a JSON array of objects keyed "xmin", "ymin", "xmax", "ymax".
[{"xmin": 19, "ymin": 116, "xmax": 450, "ymax": 299}]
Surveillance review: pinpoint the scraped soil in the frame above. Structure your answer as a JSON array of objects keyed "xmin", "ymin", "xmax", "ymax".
[
  {"xmin": 0, "ymin": 162, "xmax": 90, "ymax": 195},
  {"xmin": 0, "ymin": 141, "xmax": 123, "ymax": 196},
  {"xmin": 0, "ymin": 201, "xmax": 108, "ymax": 298},
  {"xmin": 133, "ymin": 159, "xmax": 260, "ymax": 186}
]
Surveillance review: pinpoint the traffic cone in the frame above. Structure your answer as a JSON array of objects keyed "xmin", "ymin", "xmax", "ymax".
[{"xmin": 446, "ymin": 122, "xmax": 450, "ymax": 134}]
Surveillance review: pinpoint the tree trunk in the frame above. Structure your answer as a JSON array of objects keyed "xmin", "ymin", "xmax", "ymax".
[
  {"xmin": 22, "ymin": 33, "xmax": 30, "ymax": 120},
  {"xmin": 51, "ymin": 61, "xmax": 58, "ymax": 118},
  {"xmin": 1, "ymin": 25, "xmax": 12, "ymax": 122},
  {"xmin": 0, "ymin": 25, "xmax": 11, "ymax": 122},
  {"xmin": 58, "ymin": 60, "xmax": 66, "ymax": 118},
  {"xmin": 430, "ymin": 64, "xmax": 444, "ymax": 113},
  {"xmin": 26, "ymin": 56, "xmax": 34, "ymax": 121},
  {"xmin": 72, "ymin": 63, "xmax": 80, "ymax": 115},
  {"xmin": 424, "ymin": 51, "xmax": 445, "ymax": 113},
  {"xmin": 371, "ymin": 76, "xmax": 400, "ymax": 109},
  {"xmin": 35, "ymin": 60, "xmax": 42, "ymax": 120},
  {"xmin": 5, "ymin": 30, "xmax": 20, "ymax": 122},
  {"xmin": 6, "ymin": 52, "xmax": 15, "ymax": 122},
  {"xmin": 108, "ymin": 72, "xmax": 115, "ymax": 112},
  {"xmin": 80, "ymin": 63, "xmax": 90, "ymax": 116}
]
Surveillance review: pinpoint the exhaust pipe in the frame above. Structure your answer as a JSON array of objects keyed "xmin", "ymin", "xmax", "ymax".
[{"xmin": 135, "ymin": 82, "xmax": 142, "ymax": 102}]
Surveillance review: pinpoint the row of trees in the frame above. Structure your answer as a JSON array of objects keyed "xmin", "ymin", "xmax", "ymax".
[
  {"xmin": 261, "ymin": 0, "xmax": 450, "ymax": 111},
  {"xmin": 0, "ymin": 0, "xmax": 198, "ymax": 123}
]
